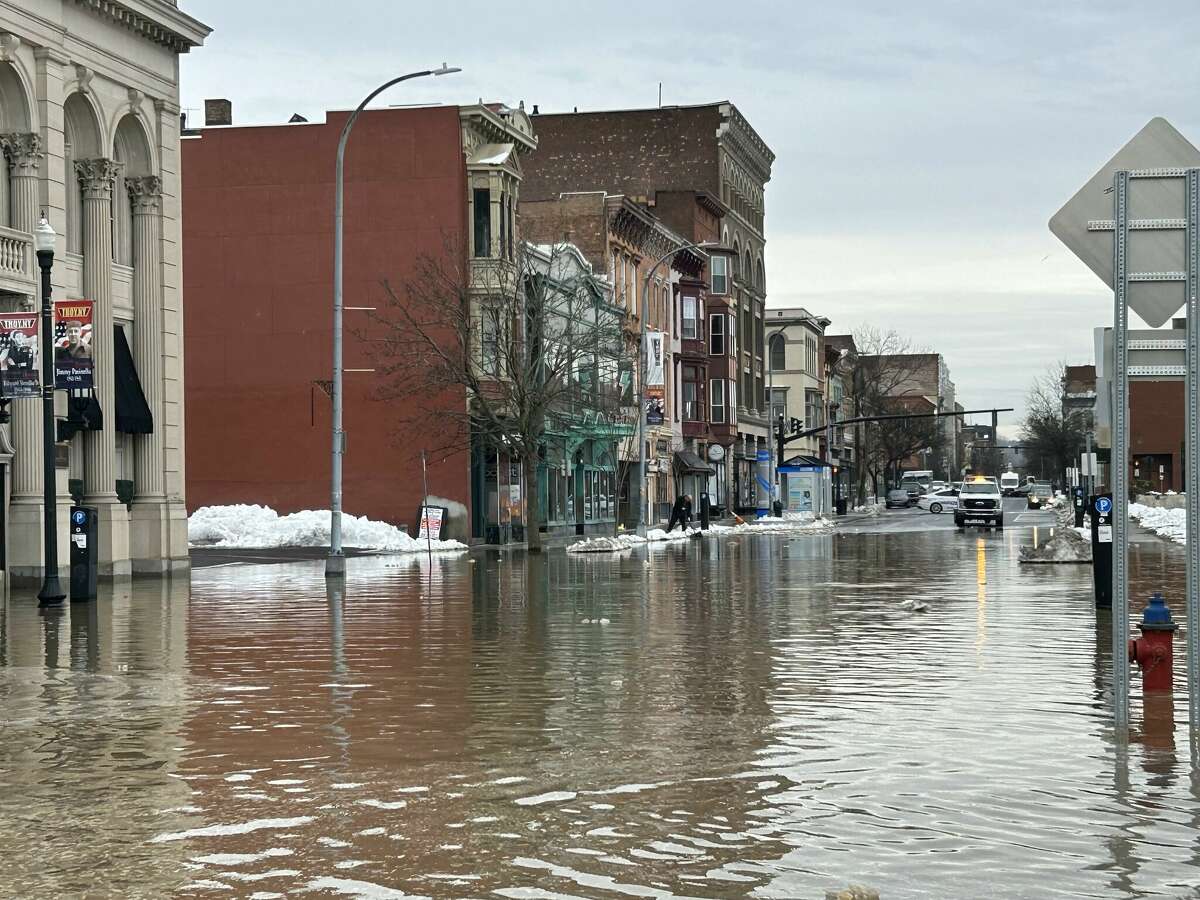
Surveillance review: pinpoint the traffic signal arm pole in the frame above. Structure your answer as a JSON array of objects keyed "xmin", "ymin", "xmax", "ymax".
[{"xmin": 778, "ymin": 407, "xmax": 1015, "ymax": 448}]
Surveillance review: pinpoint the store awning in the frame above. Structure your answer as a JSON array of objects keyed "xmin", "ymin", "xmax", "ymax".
[
  {"xmin": 674, "ymin": 450, "xmax": 715, "ymax": 475},
  {"xmin": 114, "ymin": 325, "xmax": 153, "ymax": 434}
]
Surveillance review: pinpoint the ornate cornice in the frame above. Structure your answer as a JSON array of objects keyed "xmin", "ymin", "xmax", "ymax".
[
  {"xmin": 127, "ymin": 174, "xmax": 162, "ymax": 213},
  {"xmin": 75, "ymin": 157, "xmax": 121, "ymax": 198},
  {"xmin": 717, "ymin": 103, "xmax": 775, "ymax": 184},
  {"xmin": 0, "ymin": 133, "xmax": 42, "ymax": 176},
  {"xmin": 72, "ymin": 0, "xmax": 211, "ymax": 54}
]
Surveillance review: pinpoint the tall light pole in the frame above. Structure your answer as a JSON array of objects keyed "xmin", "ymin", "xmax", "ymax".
[
  {"xmin": 766, "ymin": 327, "xmax": 785, "ymax": 503},
  {"xmin": 326, "ymin": 64, "xmax": 460, "ymax": 579},
  {"xmin": 635, "ymin": 240, "xmax": 716, "ymax": 537},
  {"xmin": 34, "ymin": 215, "xmax": 64, "ymax": 606}
]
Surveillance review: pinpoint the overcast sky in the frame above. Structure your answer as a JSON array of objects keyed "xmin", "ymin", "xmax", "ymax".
[{"xmin": 181, "ymin": 0, "xmax": 1200, "ymax": 433}]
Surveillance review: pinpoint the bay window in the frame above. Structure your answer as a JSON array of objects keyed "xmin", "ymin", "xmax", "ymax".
[
  {"xmin": 709, "ymin": 313, "xmax": 724, "ymax": 355},
  {"xmin": 682, "ymin": 295, "xmax": 698, "ymax": 340},
  {"xmin": 710, "ymin": 378, "xmax": 726, "ymax": 424}
]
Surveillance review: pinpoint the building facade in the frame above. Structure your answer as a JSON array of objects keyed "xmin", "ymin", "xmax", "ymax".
[
  {"xmin": 0, "ymin": 1, "xmax": 207, "ymax": 581},
  {"xmin": 182, "ymin": 100, "xmax": 536, "ymax": 543},
  {"xmin": 521, "ymin": 102, "xmax": 775, "ymax": 515},
  {"xmin": 520, "ymin": 191, "xmax": 707, "ymax": 524}
]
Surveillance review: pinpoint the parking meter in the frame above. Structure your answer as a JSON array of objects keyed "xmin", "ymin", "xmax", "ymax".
[
  {"xmin": 69, "ymin": 506, "xmax": 98, "ymax": 601},
  {"xmin": 1073, "ymin": 486, "xmax": 1086, "ymax": 528},
  {"xmin": 1090, "ymin": 494, "xmax": 1113, "ymax": 608}
]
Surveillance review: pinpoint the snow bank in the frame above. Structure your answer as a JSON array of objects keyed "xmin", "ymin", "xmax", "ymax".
[
  {"xmin": 1130, "ymin": 503, "xmax": 1186, "ymax": 544},
  {"xmin": 712, "ymin": 515, "xmax": 835, "ymax": 535},
  {"xmin": 188, "ymin": 504, "xmax": 467, "ymax": 553}
]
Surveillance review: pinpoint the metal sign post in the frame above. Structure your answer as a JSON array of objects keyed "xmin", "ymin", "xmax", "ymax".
[{"xmin": 1052, "ymin": 117, "xmax": 1200, "ymax": 735}]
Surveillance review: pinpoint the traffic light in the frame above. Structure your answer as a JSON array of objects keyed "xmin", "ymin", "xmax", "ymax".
[{"xmin": 789, "ymin": 417, "xmax": 803, "ymax": 434}]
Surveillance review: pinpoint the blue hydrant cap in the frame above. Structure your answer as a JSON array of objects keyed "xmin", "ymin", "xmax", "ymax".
[{"xmin": 1143, "ymin": 592, "xmax": 1174, "ymax": 625}]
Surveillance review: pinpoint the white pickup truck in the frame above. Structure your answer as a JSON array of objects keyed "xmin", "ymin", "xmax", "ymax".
[{"xmin": 954, "ymin": 476, "xmax": 1004, "ymax": 529}]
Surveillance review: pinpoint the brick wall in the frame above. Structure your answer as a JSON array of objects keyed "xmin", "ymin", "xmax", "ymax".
[
  {"xmin": 1130, "ymin": 380, "xmax": 1184, "ymax": 491},
  {"xmin": 523, "ymin": 106, "xmax": 722, "ymax": 203}
]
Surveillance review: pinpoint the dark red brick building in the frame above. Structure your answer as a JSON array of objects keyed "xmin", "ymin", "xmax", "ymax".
[{"xmin": 182, "ymin": 102, "xmax": 536, "ymax": 539}]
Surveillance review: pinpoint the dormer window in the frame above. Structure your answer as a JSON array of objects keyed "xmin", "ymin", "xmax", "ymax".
[{"xmin": 711, "ymin": 255, "xmax": 728, "ymax": 295}]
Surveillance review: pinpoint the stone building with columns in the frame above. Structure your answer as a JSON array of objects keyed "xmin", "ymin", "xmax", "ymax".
[{"xmin": 0, "ymin": 2, "xmax": 209, "ymax": 581}]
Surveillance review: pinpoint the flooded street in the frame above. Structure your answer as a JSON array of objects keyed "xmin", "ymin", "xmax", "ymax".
[{"xmin": 1, "ymin": 527, "xmax": 1198, "ymax": 898}]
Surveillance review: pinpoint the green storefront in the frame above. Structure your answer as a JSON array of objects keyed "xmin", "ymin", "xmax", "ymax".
[{"xmin": 538, "ymin": 421, "xmax": 630, "ymax": 537}]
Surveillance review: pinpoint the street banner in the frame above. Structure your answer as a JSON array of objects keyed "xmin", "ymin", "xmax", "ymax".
[
  {"xmin": 418, "ymin": 506, "xmax": 445, "ymax": 540},
  {"xmin": 0, "ymin": 313, "xmax": 39, "ymax": 398},
  {"xmin": 53, "ymin": 299, "xmax": 94, "ymax": 389},
  {"xmin": 645, "ymin": 387, "xmax": 665, "ymax": 425},
  {"xmin": 645, "ymin": 332, "xmax": 665, "ymax": 386}
]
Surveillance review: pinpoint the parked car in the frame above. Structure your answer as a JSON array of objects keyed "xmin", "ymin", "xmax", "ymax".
[
  {"xmin": 918, "ymin": 487, "xmax": 960, "ymax": 514},
  {"xmin": 1027, "ymin": 482, "xmax": 1054, "ymax": 509},
  {"xmin": 885, "ymin": 489, "xmax": 912, "ymax": 509}
]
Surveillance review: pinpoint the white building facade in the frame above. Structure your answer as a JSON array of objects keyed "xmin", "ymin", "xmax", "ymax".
[{"xmin": 0, "ymin": 1, "xmax": 208, "ymax": 581}]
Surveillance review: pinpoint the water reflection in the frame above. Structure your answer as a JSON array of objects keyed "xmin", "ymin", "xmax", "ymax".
[{"xmin": 0, "ymin": 533, "xmax": 1199, "ymax": 895}]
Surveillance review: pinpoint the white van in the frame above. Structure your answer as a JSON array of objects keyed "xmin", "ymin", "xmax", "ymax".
[{"xmin": 1000, "ymin": 471, "xmax": 1021, "ymax": 496}]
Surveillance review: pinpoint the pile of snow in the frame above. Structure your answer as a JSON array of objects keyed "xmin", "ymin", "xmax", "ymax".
[
  {"xmin": 1130, "ymin": 503, "xmax": 1186, "ymax": 544},
  {"xmin": 188, "ymin": 504, "xmax": 467, "ymax": 553},
  {"xmin": 568, "ymin": 535, "xmax": 640, "ymax": 553},
  {"xmin": 1019, "ymin": 526, "xmax": 1092, "ymax": 564},
  {"xmin": 852, "ymin": 503, "xmax": 885, "ymax": 517},
  {"xmin": 713, "ymin": 515, "xmax": 836, "ymax": 534}
]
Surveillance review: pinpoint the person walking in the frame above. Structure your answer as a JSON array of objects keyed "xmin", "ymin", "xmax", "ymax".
[{"xmin": 665, "ymin": 493, "xmax": 693, "ymax": 532}]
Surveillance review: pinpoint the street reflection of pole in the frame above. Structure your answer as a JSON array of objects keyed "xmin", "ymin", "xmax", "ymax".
[
  {"xmin": 975, "ymin": 538, "xmax": 987, "ymax": 667},
  {"xmin": 40, "ymin": 605, "xmax": 63, "ymax": 669},
  {"xmin": 325, "ymin": 579, "xmax": 351, "ymax": 770}
]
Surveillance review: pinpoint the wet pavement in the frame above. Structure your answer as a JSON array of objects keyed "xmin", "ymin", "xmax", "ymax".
[{"xmin": 0, "ymin": 520, "xmax": 1196, "ymax": 898}]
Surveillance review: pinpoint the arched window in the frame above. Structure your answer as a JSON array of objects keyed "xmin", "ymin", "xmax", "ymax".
[
  {"xmin": 744, "ymin": 250, "xmax": 753, "ymax": 286},
  {"xmin": 756, "ymin": 258, "xmax": 765, "ymax": 292},
  {"xmin": 769, "ymin": 333, "xmax": 785, "ymax": 371}
]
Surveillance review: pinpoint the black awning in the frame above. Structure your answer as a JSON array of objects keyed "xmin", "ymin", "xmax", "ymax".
[
  {"xmin": 114, "ymin": 325, "xmax": 152, "ymax": 434},
  {"xmin": 674, "ymin": 449, "xmax": 715, "ymax": 475}
]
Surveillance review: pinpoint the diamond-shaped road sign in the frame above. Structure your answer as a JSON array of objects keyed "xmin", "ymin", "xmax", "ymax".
[{"xmin": 1050, "ymin": 116, "xmax": 1200, "ymax": 327}]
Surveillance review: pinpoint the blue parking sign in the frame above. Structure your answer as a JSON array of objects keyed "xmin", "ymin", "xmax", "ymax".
[{"xmin": 1096, "ymin": 496, "xmax": 1112, "ymax": 514}]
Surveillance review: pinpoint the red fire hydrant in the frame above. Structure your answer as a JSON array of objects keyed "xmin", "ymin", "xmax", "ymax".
[{"xmin": 1129, "ymin": 592, "xmax": 1176, "ymax": 693}]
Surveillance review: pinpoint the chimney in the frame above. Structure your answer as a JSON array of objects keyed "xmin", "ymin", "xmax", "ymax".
[
  {"xmin": 204, "ymin": 98, "xmax": 232, "ymax": 127},
  {"xmin": 532, "ymin": 104, "xmax": 539, "ymax": 115}
]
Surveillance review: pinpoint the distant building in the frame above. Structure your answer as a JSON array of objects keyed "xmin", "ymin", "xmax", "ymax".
[
  {"xmin": 856, "ymin": 352, "xmax": 958, "ymax": 481},
  {"xmin": 522, "ymin": 102, "xmax": 775, "ymax": 514}
]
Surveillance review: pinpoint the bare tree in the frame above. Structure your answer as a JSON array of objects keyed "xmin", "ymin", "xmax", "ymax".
[
  {"xmin": 847, "ymin": 327, "xmax": 941, "ymax": 496},
  {"xmin": 364, "ymin": 238, "xmax": 629, "ymax": 550},
  {"xmin": 1021, "ymin": 362, "xmax": 1087, "ymax": 488}
]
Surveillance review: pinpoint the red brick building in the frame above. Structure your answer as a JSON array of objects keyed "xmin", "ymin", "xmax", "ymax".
[
  {"xmin": 182, "ymin": 102, "xmax": 536, "ymax": 539},
  {"xmin": 522, "ymin": 102, "xmax": 774, "ymax": 512}
]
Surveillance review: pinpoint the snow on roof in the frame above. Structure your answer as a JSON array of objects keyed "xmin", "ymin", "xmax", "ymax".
[{"xmin": 467, "ymin": 142, "xmax": 515, "ymax": 165}]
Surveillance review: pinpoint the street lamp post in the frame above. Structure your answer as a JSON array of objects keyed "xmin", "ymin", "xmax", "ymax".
[
  {"xmin": 766, "ymin": 328, "xmax": 785, "ymax": 504},
  {"xmin": 35, "ymin": 216, "xmax": 64, "ymax": 606},
  {"xmin": 635, "ymin": 240, "xmax": 717, "ymax": 537},
  {"xmin": 326, "ymin": 64, "xmax": 460, "ymax": 579}
]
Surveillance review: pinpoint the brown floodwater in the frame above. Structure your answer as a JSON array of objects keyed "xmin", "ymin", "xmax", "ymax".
[{"xmin": 0, "ymin": 528, "xmax": 1196, "ymax": 898}]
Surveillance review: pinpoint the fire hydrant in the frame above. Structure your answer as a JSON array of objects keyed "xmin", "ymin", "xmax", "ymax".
[{"xmin": 1129, "ymin": 592, "xmax": 1177, "ymax": 693}]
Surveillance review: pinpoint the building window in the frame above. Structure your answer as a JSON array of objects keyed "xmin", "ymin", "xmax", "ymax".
[
  {"xmin": 682, "ymin": 295, "xmax": 698, "ymax": 340},
  {"xmin": 769, "ymin": 333, "xmax": 785, "ymax": 371},
  {"xmin": 755, "ymin": 373, "xmax": 764, "ymax": 414},
  {"xmin": 730, "ymin": 380, "xmax": 738, "ymax": 424},
  {"xmin": 711, "ymin": 255, "xmax": 728, "ymax": 294},
  {"xmin": 769, "ymin": 387, "xmax": 786, "ymax": 425},
  {"xmin": 710, "ymin": 378, "xmax": 726, "ymax": 424},
  {"xmin": 709, "ymin": 313, "xmax": 724, "ymax": 356},
  {"xmin": 473, "ymin": 188, "xmax": 491, "ymax": 258},
  {"xmin": 806, "ymin": 335, "xmax": 817, "ymax": 374},
  {"xmin": 805, "ymin": 389, "xmax": 822, "ymax": 429},
  {"xmin": 481, "ymin": 306, "xmax": 500, "ymax": 376},
  {"xmin": 729, "ymin": 313, "xmax": 736, "ymax": 357},
  {"xmin": 683, "ymin": 365, "xmax": 701, "ymax": 421}
]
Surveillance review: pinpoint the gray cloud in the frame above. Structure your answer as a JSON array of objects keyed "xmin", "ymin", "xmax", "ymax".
[{"xmin": 181, "ymin": 0, "xmax": 1200, "ymax": 424}]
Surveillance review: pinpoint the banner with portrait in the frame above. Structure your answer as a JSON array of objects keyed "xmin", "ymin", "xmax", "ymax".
[
  {"xmin": 54, "ymin": 300, "xmax": 94, "ymax": 389},
  {"xmin": 0, "ymin": 313, "xmax": 40, "ymax": 398}
]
